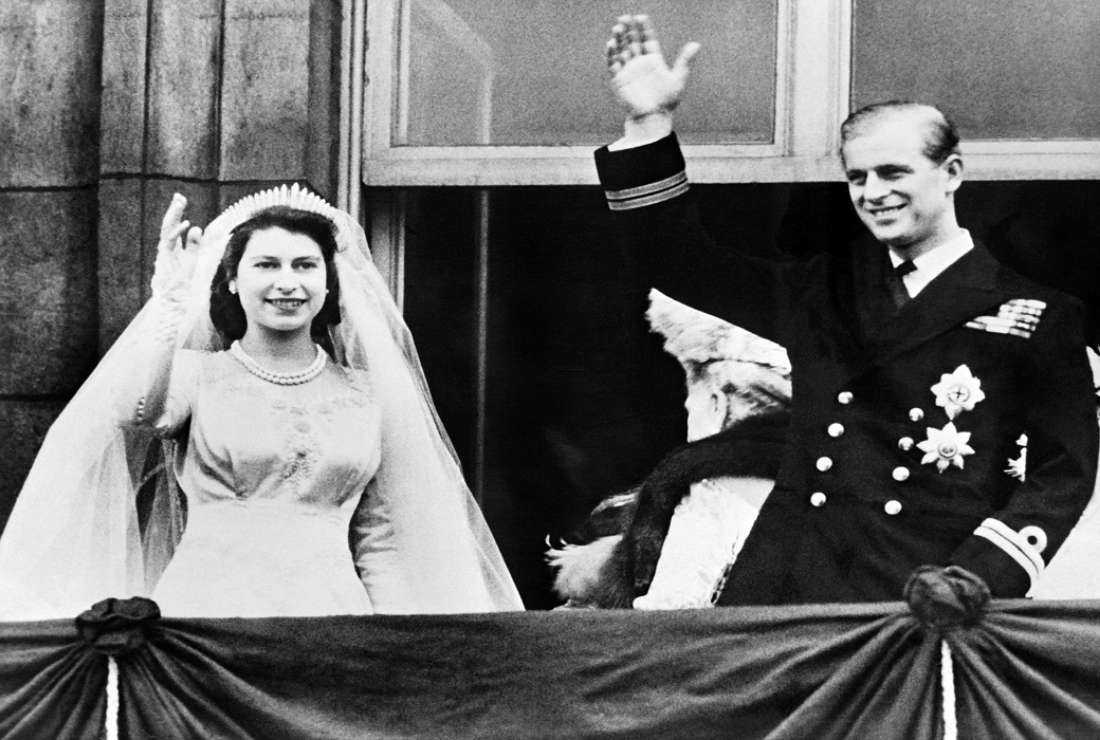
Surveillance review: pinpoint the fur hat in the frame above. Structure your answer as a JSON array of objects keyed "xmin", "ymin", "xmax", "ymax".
[
  {"xmin": 646, "ymin": 288, "xmax": 790, "ymax": 372},
  {"xmin": 646, "ymin": 289, "xmax": 791, "ymax": 424}
]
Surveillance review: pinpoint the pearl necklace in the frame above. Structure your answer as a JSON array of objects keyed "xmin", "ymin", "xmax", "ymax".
[{"xmin": 230, "ymin": 340, "xmax": 327, "ymax": 385}]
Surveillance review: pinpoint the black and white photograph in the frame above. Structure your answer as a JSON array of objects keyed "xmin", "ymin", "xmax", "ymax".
[{"xmin": 1, "ymin": 1, "xmax": 1099, "ymax": 736}]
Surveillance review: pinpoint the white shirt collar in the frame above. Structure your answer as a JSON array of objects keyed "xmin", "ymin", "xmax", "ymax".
[{"xmin": 888, "ymin": 230, "xmax": 974, "ymax": 298}]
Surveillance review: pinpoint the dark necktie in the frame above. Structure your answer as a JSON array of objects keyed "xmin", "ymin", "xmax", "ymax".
[{"xmin": 887, "ymin": 259, "xmax": 916, "ymax": 308}]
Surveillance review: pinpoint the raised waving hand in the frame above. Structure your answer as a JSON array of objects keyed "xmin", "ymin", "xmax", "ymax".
[
  {"xmin": 605, "ymin": 15, "xmax": 700, "ymax": 121},
  {"xmin": 151, "ymin": 193, "xmax": 203, "ymax": 298}
]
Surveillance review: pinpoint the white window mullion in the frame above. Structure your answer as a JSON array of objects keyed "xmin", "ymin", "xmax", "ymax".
[{"xmin": 786, "ymin": 0, "xmax": 848, "ymax": 178}]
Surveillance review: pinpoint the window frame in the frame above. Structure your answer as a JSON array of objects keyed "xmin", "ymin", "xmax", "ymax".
[
  {"xmin": 346, "ymin": 0, "xmax": 1100, "ymax": 193},
  {"xmin": 358, "ymin": 0, "xmax": 827, "ymax": 185}
]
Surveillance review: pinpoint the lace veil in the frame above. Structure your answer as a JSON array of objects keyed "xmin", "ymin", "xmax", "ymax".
[{"xmin": 0, "ymin": 185, "xmax": 523, "ymax": 618}]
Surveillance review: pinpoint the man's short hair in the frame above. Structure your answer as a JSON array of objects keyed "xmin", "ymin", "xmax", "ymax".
[{"xmin": 839, "ymin": 101, "xmax": 961, "ymax": 164}]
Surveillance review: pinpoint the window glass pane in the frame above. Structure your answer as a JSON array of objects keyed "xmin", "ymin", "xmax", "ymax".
[
  {"xmin": 852, "ymin": 0, "xmax": 1100, "ymax": 139},
  {"xmin": 397, "ymin": 0, "xmax": 777, "ymax": 146}
]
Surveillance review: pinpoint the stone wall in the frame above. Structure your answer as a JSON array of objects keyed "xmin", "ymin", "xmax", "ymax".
[{"xmin": 0, "ymin": 0, "xmax": 341, "ymax": 530}]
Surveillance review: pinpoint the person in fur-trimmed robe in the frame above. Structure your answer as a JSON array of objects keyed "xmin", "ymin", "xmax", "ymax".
[{"xmin": 547, "ymin": 290, "xmax": 791, "ymax": 609}]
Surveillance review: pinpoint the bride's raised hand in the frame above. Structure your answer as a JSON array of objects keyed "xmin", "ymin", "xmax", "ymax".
[
  {"xmin": 606, "ymin": 15, "xmax": 700, "ymax": 119},
  {"xmin": 151, "ymin": 193, "xmax": 203, "ymax": 297}
]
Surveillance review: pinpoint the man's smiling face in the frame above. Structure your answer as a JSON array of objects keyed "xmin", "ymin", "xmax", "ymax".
[{"xmin": 842, "ymin": 112, "xmax": 962, "ymax": 256}]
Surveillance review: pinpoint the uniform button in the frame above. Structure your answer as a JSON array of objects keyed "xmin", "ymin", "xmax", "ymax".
[
  {"xmin": 892, "ymin": 466, "xmax": 910, "ymax": 482},
  {"xmin": 837, "ymin": 391, "xmax": 853, "ymax": 405},
  {"xmin": 898, "ymin": 436, "xmax": 914, "ymax": 451},
  {"xmin": 816, "ymin": 456, "xmax": 833, "ymax": 472},
  {"xmin": 827, "ymin": 422, "xmax": 845, "ymax": 438},
  {"xmin": 1019, "ymin": 525, "xmax": 1048, "ymax": 553},
  {"xmin": 884, "ymin": 499, "xmax": 903, "ymax": 515},
  {"xmin": 908, "ymin": 408, "xmax": 924, "ymax": 422},
  {"xmin": 810, "ymin": 491, "xmax": 827, "ymax": 507}
]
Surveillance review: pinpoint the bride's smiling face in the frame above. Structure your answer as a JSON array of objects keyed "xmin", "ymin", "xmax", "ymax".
[{"xmin": 233, "ymin": 226, "xmax": 328, "ymax": 338}]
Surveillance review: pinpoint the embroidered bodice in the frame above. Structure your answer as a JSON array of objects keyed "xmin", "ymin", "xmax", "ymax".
[{"xmin": 159, "ymin": 350, "xmax": 381, "ymax": 513}]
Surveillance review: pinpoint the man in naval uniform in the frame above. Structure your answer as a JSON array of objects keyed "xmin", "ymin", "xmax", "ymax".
[{"xmin": 594, "ymin": 16, "xmax": 1097, "ymax": 603}]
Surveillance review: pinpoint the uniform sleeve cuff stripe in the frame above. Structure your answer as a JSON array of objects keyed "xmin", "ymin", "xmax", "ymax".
[
  {"xmin": 978, "ymin": 517, "xmax": 1046, "ymax": 571},
  {"xmin": 974, "ymin": 522, "xmax": 1042, "ymax": 586},
  {"xmin": 975, "ymin": 526, "xmax": 1039, "ymax": 585},
  {"xmin": 605, "ymin": 170, "xmax": 688, "ymax": 201},
  {"xmin": 606, "ymin": 180, "xmax": 690, "ymax": 212}
]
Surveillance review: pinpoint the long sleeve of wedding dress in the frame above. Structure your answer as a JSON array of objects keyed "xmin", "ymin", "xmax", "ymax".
[
  {"xmin": 114, "ymin": 257, "xmax": 200, "ymax": 436},
  {"xmin": 350, "ymin": 475, "xmax": 418, "ymax": 611}
]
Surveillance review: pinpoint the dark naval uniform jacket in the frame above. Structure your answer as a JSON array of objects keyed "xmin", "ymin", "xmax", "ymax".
[{"xmin": 595, "ymin": 134, "xmax": 1098, "ymax": 603}]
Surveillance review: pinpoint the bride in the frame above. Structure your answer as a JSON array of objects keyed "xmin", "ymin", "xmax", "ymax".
[{"xmin": 0, "ymin": 185, "xmax": 522, "ymax": 618}]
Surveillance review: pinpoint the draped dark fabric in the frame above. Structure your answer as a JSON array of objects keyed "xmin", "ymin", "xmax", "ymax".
[
  {"xmin": 0, "ymin": 620, "xmax": 107, "ymax": 740},
  {"xmin": 2, "ymin": 601, "xmax": 1099, "ymax": 739}
]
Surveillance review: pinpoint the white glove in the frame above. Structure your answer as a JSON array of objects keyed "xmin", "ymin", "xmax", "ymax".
[{"xmin": 150, "ymin": 193, "xmax": 203, "ymax": 300}]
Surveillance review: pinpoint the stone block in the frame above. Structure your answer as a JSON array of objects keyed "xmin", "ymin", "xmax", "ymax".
[
  {"xmin": 100, "ymin": 0, "xmax": 149, "ymax": 174},
  {"xmin": 145, "ymin": 0, "xmax": 222, "ymax": 177},
  {"xmin": 0, "ymin": 1, "xmax": 104, "ymax": 186},
  {"xmin": 0, "ymin": 190, "xmax": 98, "ymax": 395},
  {"xmin": 220, "ymin": 0, "xmax": 325, "ymax": 182},
  {"xmin": 97, "ymin": 179, "xmax": 145, "ymax": 351}
]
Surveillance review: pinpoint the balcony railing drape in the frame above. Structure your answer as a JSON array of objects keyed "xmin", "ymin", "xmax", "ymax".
[{"xmin": 3, "ymin": 599, "xmax": 1100, "ymax": 739}]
